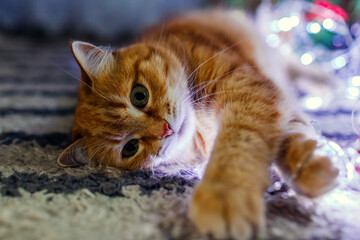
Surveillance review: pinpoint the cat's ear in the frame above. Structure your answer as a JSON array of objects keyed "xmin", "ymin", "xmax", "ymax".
[
  {"xmin": 57, "ymin": 138, "xmax": 88, "ymax": 168},
  {"xmin": 70, "ymin": 40, "xmax": 114, "ymax": 82}
]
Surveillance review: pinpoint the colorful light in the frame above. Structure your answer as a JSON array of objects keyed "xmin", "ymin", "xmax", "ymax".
[
  {"xmin": 347, "ymin": 163, "xmax": 355, "ymax": 181},
  {"xmin": 307, "ymin": 22, "xmax": 322, "ymax": 34},
  {"xmin": 278, "ymin": 17, "xmax": 293, "ymax": 31},
  {"xmin": 289, "ymin": 15, "xmax": 300, "ymax": 28},
  {"xmin": 270, "ymin": 20, "xmax": 280, "ymax": 32},
  {"xmin": 347, "ymin": 87, "xmax": 360, "ymax": 98},
  {"xmin": 350, "ymin": 76, "xmax": 360, "ymax": 87},
  {"xmin": 266, "ymin": 34, "xmax": 280, "ymax": 48},
  {"xmin": 322, "ymin": 18, "xmax": 335, "ymax": 31},
  {"xmin": 304, "ymin": 96, "xmax": 323, "ymax": 110},
  {"xmin": 332, "ymin": 35, "xmax": 346, "ymax": 48},
  {"xmin": 331, "ymin": 55, "xmax": 347, "ymax": 69},
  {"xmin": 277, "ymin": 15, "xmax": 300, "ymax": 32},
  {"xmin": 257, "ymin": 0, "xmax": 360, "ymax": 192},
  {"xmin": 300, "ymin": 52, "xmax": 315, "ymax": 65}
]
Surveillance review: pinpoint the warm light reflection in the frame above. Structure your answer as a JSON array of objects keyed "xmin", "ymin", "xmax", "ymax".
[
  {"xmin": 347, "ymin": 87, "xmax": 360, "ymax": 98},
  {"xmin": 289, "ymin": 15, "xmax": 300, "ymax": 28},
  {"xmin": 304, "ymin": 96, "xmax": 323, "ymax": 110},
  {"xmin": 277, "ymin": 15, "xmax": 300, "ymax": 32},
  {"xmin": 332, "ymin": 55, "xmax": 347, "ymax": 69},
  {"xmin": 350, "ymin": 76, "xmax": 360, "ymax": 86},
  {"xmin": 322, "ymin": 18, "xmax": 335, "ymax": 31},
  {"xmin": 300, "ymin": 52, "xmax": 315, "ymax": 65},
  {"xmin": 347, "ymin": 163, "xmax": 355, "ymax": 181},
  {"xmin": 307, "ymin": 22, "xmax": 321, "ymax": 34},
  {"xmin": 266, "ymin": 34, "xmax": 280, "ymax": 48}
]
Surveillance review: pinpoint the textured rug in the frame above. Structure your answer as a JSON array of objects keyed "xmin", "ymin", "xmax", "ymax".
[{"xmin": 1, "ymin": 34, "xmax": 360, "ymax": 240}]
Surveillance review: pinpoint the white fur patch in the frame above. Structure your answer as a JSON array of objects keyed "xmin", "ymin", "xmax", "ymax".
[{"xmin": 151, "ymin": 66, "xmax": 197, "ymax": 168}]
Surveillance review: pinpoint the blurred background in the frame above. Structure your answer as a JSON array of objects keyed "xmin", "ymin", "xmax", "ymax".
[
  {"xmin": 1, "ymin": 0, "xmax": 360, "ymax": 123},
  {"xmin": 0, "ymin": 0, "xmax": 358, "ymax": 41}
]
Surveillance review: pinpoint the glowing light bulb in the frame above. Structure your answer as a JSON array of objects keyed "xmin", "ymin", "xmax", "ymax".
[
  {"xmin": 266, "ymin": 34, "xmax": 280, "ymax": 48},
  {"xmin": 278, "ymin": 17, "xmax": 293, "ymax": 32},
  {"xmin": 332, "ymin": 55, "xmax": 347, "ymax": 69},
  {"xmin": 300, "ymin": 52, "xmax": 314, "ymax": 65},
  {"xmin": 347, "ymin": 163, "xmax": 355, "ymax": 181},
  {"xmin": 306, "ymin": 22, "xmax": 321, "ymax": 34},
  {"xmin": 322, "ymin": 18, "xmax": 335, "ymax": 31},
  {"xmin": 347, "ymin": 87, "xmax": 359, "ymax": 98},
  {"xmin": 289, "ymin": 15, "xmax": 300, "ymax": 28},
  {"xmin": 304, "ymin": 96, "xmax": 323, "ymax": 110},
  {"xmin": 328, "ymin": 141, "xmax": 345, "ymax": 156},
  {"xmin": 277, "ymin": 15, "xmax": 300, "ymax": 32},
  {"xmin": 270, "ymin": 20, "xmax": 280, "ymax": 32},
  {"xmin": 350, "ymin": 76, "xmax": 360, "ymax": 86}
]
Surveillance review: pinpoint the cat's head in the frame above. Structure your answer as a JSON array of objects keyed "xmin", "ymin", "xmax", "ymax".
[{"xmin": 57, "ymin": 41, "xmax": 196, "ymax": 170}]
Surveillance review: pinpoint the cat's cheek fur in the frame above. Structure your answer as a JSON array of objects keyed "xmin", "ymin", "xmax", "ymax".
[
  {"xmin": 151, "ymin": 96, "xmax": 197, "ymax": 167},
  {"xmin": 166, "ymin": 109, "xmax": 196, "ymax": 158},
  {"xmin": 147, "ymin": 65, "xmax": 199, "ymax": 167}
]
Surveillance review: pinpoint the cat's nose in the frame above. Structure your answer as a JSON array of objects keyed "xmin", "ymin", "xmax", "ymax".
[{"xmin": 159, "ymin": 121, "xmax": 174, "ymax": 139}]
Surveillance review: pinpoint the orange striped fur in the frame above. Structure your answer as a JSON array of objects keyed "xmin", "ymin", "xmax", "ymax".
[{"xmin": 58, "ymin": 11, "xmax": 339, "ymax": 239}]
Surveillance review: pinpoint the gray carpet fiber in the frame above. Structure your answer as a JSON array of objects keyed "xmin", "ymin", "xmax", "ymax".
[{"xmin": 1, "ymin": 35, "xmax": 360, "ymax": 240}]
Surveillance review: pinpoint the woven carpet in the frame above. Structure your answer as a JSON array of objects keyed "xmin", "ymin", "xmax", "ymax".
[{"xmin": 1, "ymin": 34, "xmax": 360, "ymax": 240}]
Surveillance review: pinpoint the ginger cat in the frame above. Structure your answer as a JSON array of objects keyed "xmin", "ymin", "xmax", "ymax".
[{"xmin": 58, "ymin": 11, "xmax": 339, "ymax": 239}]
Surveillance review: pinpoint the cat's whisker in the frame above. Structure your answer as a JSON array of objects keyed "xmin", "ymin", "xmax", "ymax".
[
  {"xmin": 190, "ymin": 65, "xmax": 257, "ymax": 99},
  {"xmin": 190, "ymin": 70, "xmax": 265, "ymax": 105},
  {"xmin": 168, "ymin": 156, "xmax": 186, "ymax": 169},
  {"xmin": 186, "ymin": 38, "xmax": 248, "ymax": 86},
  {"xmin": 175, "ymin": 161, "xmax": 194, "ymax": 174},
  {"xmin": 101, "ymin": 144, "xmax": 117, "ymax": 166},
  {"xmin": 191, "ymin": 89, "xmax": 248, "ymax": 105},
  {"xmin": 193, "ymin": 101, "xmax": 216, "ymax": 108},
  {"xmin": 155, "ymin": 22, "xmax": 165, "ymax": 56},
  {"xmin": 88, "ymin": 142, "xmax": 108, "ymax": 164}
]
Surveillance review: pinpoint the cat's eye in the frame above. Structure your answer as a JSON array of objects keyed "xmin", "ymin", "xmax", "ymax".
[
  {"xmin": 131, "ymin": 85, "xmax": 149, "ymax": 108},
  {"xmin": 122, "ymin": 139, "xmax": 139, "ymax": 158}
]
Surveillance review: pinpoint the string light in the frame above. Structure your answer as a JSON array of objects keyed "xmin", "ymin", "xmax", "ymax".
[
  {"xmin": 277, "ymin": 15, "xmax": 301, "ymax": 32},
  {"xmin": 266, "ymin": 34, "xmax": 280, "ymax": 48},
  {"xmin": 278, "ymin": 17, "xmax": 294, "ymax": 31},
  {"xmin": 346, "ymin": 87, "xmax": 360, "ymax": 98},
  {"xmin": 350, "ymin": 76, "xmax": 360, "ymax": 86},
  {"xmin": 289, "ymin": 15, "xmax": 301, "ymax": 27},
  {"xmin": 257, "ymin": 0, "xmax": 360, "ymax": 190},
  {"xmin": 300, "ymin": 52, "xmax": 315, "ymax": 65},
  {"xmin": 322, "ymin": 18, "xmax": 336, "ymax": 31},
  {"xmin": 270, "ymin": 20, "xmax": 280, "ymax": 32},
  {"xmin": 307, "ymin": 21, "xmax": 322, "ymax": 34},
  {"xmin": 304, "ymin": 96, "xmax": 323, "ymax": 110},
  {"xmin": 331, "ymin": 55, "xmax": 347, "ymax": 69}
]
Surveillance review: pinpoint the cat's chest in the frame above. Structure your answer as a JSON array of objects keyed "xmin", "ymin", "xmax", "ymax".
[{"xmin": 193, "ymin": 107, "xmax": 219, "ymax": 158}]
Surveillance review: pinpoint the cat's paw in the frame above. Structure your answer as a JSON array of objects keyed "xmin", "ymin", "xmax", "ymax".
[
  {"xmin": 282, "ymin": 134, "xmax": 339, "ymax": 198},
  {"xmin": 293, "ymin": 155, "xmax": 339, "ymax": 198},
  {"xmin": 188, "ymin": 180, "xmax": 265, "ymax": 240}
]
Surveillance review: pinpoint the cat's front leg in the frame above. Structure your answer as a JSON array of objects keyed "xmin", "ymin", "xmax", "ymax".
[
  {"xmin": 189, "ymin": 175, "xmax": 266, "ymax": 239},
  {"xmin": 189, "ymin": 102, "xmax": 281, "ymax": 239}
]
